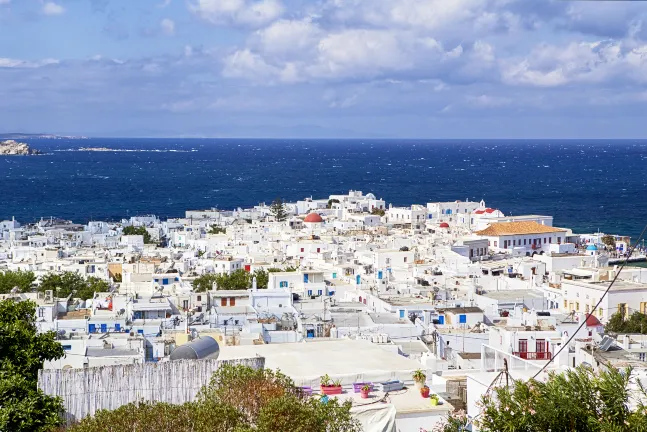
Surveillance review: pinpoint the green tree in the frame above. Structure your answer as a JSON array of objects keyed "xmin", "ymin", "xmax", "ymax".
[
  {"xmin": 208, "ymin": 225, "xmax": 227, "ymax": 235},
  {"xmin": 0, "ymin": 299, "xmax": 65, "ymax": 432},
  {"xmin": 371, "ymin": 208, "xmax": 385, "ymax": 216},
  {"xmin": 268, "ymin": 267, "xmax": 298, "ymax": 273},
  {"xmin": 326, "ymin": 199, "xmax": 340, "ymax": 209},
  {"xmin": 253, "ymin": 269, "xmax": 269, "ymax": 289},
  {"xmin": 65, "ymin": 364, "xmax": 360, "ymax": 432},
  {"xmin": 270, "ymin": 198, "xmax": 288, "ymax": 222},
  {"xmin": 122, "ymin": 225, "xmax": 154, "ymax": 244},
  {"xmin": 473, "ymin": 365, "xmax": 647, "ymax": 432},
  {"xmin": 607, "ymin": 311, "xmax": 647, "ymax": 334},
  {"xmin": 0, "ymin": 270, "xmax": 36, "ymax": 294},
  {"xmin": 192, "ymin": 274, "xmax": 219, "ymax": 293},
  {"xmin": 38, "ymin": 272, "xmax": 109, "ymax": 301},
  {"xmin": 215, "ymin": 270, "xmax": 251, "ymax": 291},
  {"xmin": 601, "ymin": 235, "xmax": 616, "ymax": 249}
]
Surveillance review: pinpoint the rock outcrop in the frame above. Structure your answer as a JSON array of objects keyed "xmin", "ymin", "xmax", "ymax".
[{"xmin": 0, "ymin": 140, "xmax": 42, "ymax": 155}]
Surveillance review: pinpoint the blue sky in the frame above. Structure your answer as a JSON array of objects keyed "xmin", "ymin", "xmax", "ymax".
[{"xmin": 2, "ymin": 0, "xmax": 647, "ymax": 138}]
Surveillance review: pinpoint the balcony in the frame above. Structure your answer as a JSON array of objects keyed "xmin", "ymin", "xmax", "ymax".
[{"xmin": 514, "ymin": 351, "xmax": 552, "ymax": 360}]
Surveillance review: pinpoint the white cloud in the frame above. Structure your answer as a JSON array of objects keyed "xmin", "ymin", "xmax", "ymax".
[
  {"xmin": 0, "ymin": 57, "xmax": 59, "ymax": 68},
  {"xmin": 42, "ymin": 1, "xmax": 65, "ymax": 16},
  {"xmin": 189, "ymin": 0, "xmax": 283, "ymax": 27},
  {"xmin": 160, "ymin": 18, "xmax": 176, "ymax": 36}
]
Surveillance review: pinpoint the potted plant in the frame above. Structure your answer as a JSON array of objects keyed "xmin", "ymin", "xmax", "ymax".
[
  {"xmin": 429, "ymin": 394, "xmax": 439, "ymax": 406},
  {"xmin": 320, "ymin": 374, "xmax": 343, "ymax": 395},
  {"xmin": 360, "ymin": 384, "xmax": 370, "ymax": 399},
  {"xmin": 420, "ymin": 385, "xmax": 430, "ymax": 398},
  {"xmin": 412, "ymin": 369, "xmax": 426, "ymax": 390}
]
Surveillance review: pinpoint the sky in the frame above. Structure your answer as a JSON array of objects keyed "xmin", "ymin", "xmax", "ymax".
[{"xmin": 2, "ymin": 0, "xmax": 647, "ymax": 138}]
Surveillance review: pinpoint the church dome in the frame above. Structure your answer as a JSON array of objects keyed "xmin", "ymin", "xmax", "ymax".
[
  {"xmin": 586, "ymin": 244, "xmax": 598, "ymax": 251},
  {"xmin": 304, "ymin": 213, "xmax": 323, "ymax": 223},
  {"xmin": 439, "ymin": 222, "xmax": 450, "ymax": 228}
]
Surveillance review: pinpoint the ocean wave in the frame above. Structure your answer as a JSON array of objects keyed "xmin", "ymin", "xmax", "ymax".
[{"xmin": 54, "ymin": 148, "xmax": 197, "ymax": 153}]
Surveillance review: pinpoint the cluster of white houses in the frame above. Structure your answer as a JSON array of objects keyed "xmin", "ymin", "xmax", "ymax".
[{"xmin": 1, "ymin": 190, "xmax": 646, "ymax": 431}]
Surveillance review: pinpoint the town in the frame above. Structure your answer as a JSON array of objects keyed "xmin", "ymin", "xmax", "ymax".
[{"xmin": 1, "ymin": 190, "xmax": 646, "ymax": 431}]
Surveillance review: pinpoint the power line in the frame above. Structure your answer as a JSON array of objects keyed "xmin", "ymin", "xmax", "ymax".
[{"xmin": 530, "ymin": 222, "xmax": 647, "ymax": 380}]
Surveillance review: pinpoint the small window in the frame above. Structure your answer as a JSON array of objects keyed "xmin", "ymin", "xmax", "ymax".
[
  {"xmin": 221, "ymin": 298, "xmax": 227, "ymax": 307},
  {"xmin": 197, "ymin": 295, "xmax": 202, "ymax": 302},
  {"xmin": 62, "ymin": 345, "xmax": 72, "ymax": 351},
  {"xmin": 38, "ymin": 308, "xmax": 45, "ymax": 318},
  {"xmin": 230, "ymin": 297, "xmax": 236, "ymax": 306},
  {"xmin": 404, "ymin": 257, "xmax": 408, "ymax": 263},
  {"xmin": 300, "ymin": 248, "xmax": 304, "ymax": 252}
]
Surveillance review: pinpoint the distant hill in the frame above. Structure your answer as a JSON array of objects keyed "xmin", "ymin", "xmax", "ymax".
[{"xmin": 0, "ymin": 133, "xmax": 88, "ymax": 139}]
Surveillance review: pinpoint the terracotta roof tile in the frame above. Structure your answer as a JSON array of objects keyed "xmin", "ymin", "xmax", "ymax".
[{"xmin": 475, "ymin": 221, "xmax": 566, "ymax": 236}]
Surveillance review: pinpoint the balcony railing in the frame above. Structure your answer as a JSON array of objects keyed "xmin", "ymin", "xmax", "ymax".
[{"xmin": 514, "ymin": 351, "xmax": 552, "ymax": 360}]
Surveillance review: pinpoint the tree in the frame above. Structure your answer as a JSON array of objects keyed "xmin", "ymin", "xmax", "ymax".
[
  {"xmin": 64, "ymin": 364, "xmax": 360, "ymax": 432},
  {"xmin": 253, "ymin": 269, "xmax": 269, "ymax": 289},
  {"xmin": 601, "ymin": 235, "xmax": 616, "ymax": 249},
  {"xmin": 122, "ymin": 225, "xmax": 154, "ymax": 244},
  {"xmin": 215, "ymin": 270, "xmax": 251, "ymax": 291},
  {"xmin": 370, "ymin": 208, "xmax": 385, "ymax": 216},
  {"xmin": 208, "ymin": 225, "xmax": 227, "ymax": 235},
  {"xmin": 270, "ymin": 198, "xmax": 288, "ymax": 222},
  {"xmin": 0, "ymin": 270, "xmax": 36, "ymax": 294},
  {"xmin": 472, "ymin": 365, "xmax": 647, "ymax": 432},
  {"xmin": 327, "ymin": 199, "xmax": 340, "ymax": 209},
  {"xmin": 607, "ymin": 311, "xmax": 647, "ymax": 334},
  {"xmin": 38, "ymin": 272, "xmax": 109, "ymax": 301},
  {"xmin": 0, "ymin": 299, "xmax": 65, "ymax": 432},
  {"xmin": 192, "ymin": 274, "xmax": 219, "ymax": 293}
]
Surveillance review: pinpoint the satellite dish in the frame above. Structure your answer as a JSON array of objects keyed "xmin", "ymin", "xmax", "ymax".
[{"xmin": 10, "ymin": 287, "xmax": 19, "ymax": 294}]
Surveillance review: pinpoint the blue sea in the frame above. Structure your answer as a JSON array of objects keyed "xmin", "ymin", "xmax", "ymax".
[{"xmin": 1, "ymin": 138, "xmax": 646, "ymax": 240}]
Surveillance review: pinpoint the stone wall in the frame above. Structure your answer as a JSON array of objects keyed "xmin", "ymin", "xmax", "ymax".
[{"xmin": 38, "ymin": 357, "xmax": 265, "ymax": 423}]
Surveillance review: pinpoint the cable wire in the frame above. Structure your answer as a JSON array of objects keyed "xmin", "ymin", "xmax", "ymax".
[{"xmin": 530, "ymin": 223, "xmax": 647, "ymax": 380}]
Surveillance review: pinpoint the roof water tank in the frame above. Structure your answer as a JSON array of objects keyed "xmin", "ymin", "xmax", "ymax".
[{"xmin": 169, "ymin": 336, "xmax": 220, "ymax": 361}]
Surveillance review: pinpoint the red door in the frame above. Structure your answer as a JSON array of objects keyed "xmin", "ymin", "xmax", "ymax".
[{"xmin": 519, "ymin": 339, "xmax": 528, "ymax": 353}]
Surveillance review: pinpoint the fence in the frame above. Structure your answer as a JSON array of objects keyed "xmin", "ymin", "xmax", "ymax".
[{"xmin": 38, "ymin": 356, "xmax": 265, "ymax": 424}]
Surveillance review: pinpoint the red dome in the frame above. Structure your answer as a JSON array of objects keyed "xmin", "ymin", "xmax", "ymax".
[
  {"xmin": 304, "ymin": 213, "xmax": 323, "ymax": 223},
  {"xmin": 439, "ymin": 223, "xmax": 450, "ymax": 228}
]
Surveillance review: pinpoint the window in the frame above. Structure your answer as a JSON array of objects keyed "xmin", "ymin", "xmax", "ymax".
[
  {"xmin": 182, "ymin": 300, "xmax": 189, "ymax": 309},
  {"xmin": 404, "ymin": 257, "xmax": 408, "ymax": 263},
  {"xmin": 279, "ymin": 281, "xmax": 288, "ymax": 288},
  {"xmin": 221, "ymin": 298, "xmax": 227, "ymax": 307},
  {"xmin": 536, "ymin": 339, "xmax": 546, "ymax": 353},
  {"xmin": 564, "ymin": 300, "xmax": 568, "ymax": 309},
  {"xmin": 641, "ymin": 302, "xmax": 647, "ymax": 314},
  {"xmin": 494, "ymin": 241, "xmax": 498, "ymax": 247},
  {"xmin": 300, "ymin": 248, "xmax": 304, "ymax": 252},
  {"xmin": 576, "ymin": 302, "xmax": 580, "ymax": 311},
  {"xmin": 524, "ymin": 239, "xmax": 527, "ymax": 245},
  {"xmin": 585, "ymin": 304, "xmax": 590, "ymax": 313},
  {"xmin": 459, "ymin": 314, "xmax": 467, "ymax": 324},
  {"xmin": 197, "ymin": 296, "xmax": 202, "ymax": 302},
  {"xmin": 62, "ymin": 345, "xmax": 72, "ymax": 351},
  {"xmin": 38, "ymin": 308, "xmax": 45, "ymax": 318},
  {"xmin": 544, "ymin": 238, "xmax": 547, "ymax": 244},
  {"xmin": 317, "ymin": 248, "xmax": 320, "ymax": 253},
  {"xmin": 518, "ymin": 339, "xmax": 528, "ymax": 353},
  {"xmin": 230, "ymin": 297, "xmax": 236, "ymax": 306}
]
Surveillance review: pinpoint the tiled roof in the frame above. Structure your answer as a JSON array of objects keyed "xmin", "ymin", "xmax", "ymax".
[{"xmin": 475, "ymin": 221, "xmax": 566, "ymax": 236}]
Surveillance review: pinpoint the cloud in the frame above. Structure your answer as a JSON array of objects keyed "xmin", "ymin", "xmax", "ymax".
[
  {"xmin": 188, "ymin": 0, "xmax": 284, "ymax": 27},
  {"xmin": 42, "ymin": 1, "xmax": 65, "ymax": 16},
  {"xmin": 0, "ymin": 58, "xmax": 59, "ymax": 68},
  {"xmin": 160, "ymin": 18, "xmax": 176, "ymax": 35}
]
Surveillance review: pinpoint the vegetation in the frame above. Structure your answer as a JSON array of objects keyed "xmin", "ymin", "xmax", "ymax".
[
  {"xmin": 193, "ymin": 269, "xmax": 271, "ymax": 292},
  {"xmin": 0, "ymin": 269, "xmax": 36, "ymax": 294},
  {"xmin": 0, "ymin": 299, "xmax": 65, "ymax": 432},
  {"xmin": 253, "ymin": 269, "xmax": 269, "ymax": 289},
  {"xmin": 192, "ymin": 273, "xmax": 219, "ymax": 292},
  {"xmin": 208, "ymin": 225, "xmax": 227, "ymax": 235},
  {"xmin": 606, "ymin": 311, "xmax": 647, "ymax": 334},
  {"xmin": 327, "ymin": 199, "xmax": 340, "ymax": 209},
  {"xmin": 270, "ymin": 198, "xmax": 288, "ymax": 222},
  {"xmin": 370, "ymin": 208, "xmax": 385, "ymax": 216},
  {"xmin": 122, "ymin": 225, "xmax": 154, "ymax": 244},
  {"xmin": 268, "ymin": 266, "xmax": 298, "ymax": 273},
  {"xmin": 38, "ymin": 272, "xmax": 110, "ymax": 301},
  {"xmin": 436, "ymin": 365, "xmax": 647, "ymax": 432},
  {"xmin": 65, "ymin": 364, "xmax": 360, "ymax": 432},
  {"xmin": 412, "ymin": 369, "xmax": 426, "ymax": 383},
  {"xmin": 601, "ymin": 235, "xmax": 616, "ymax": 249}
]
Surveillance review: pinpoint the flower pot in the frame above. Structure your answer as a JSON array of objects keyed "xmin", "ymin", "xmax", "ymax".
[
  {"xmin": 360, "ymin": 390, "xmax": 369, "ymax": 399},
  {"xmin": 414, "ymin": 381, "xmax": 424, "ymax": 390},
  {"xmin": 321, "ymin": 385, "xmax": 343, "ymax": 395},
  {"xmin": 430, "ymin": 398, "xmax": 438, "ymax": 406},
  {"xmin": 420, "ymin": 387, "xmax": 430, "ymax": 398}
]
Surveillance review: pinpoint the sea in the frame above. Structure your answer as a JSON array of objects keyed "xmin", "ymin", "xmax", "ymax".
[{"xmin": 1, "ymin": 138, "xmax": 646, "ymax": 240}]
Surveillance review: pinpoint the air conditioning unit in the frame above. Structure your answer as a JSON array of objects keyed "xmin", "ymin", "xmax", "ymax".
[{"xmin": 44, "ymin": 290, "xmax": 54, "ymax": 302}]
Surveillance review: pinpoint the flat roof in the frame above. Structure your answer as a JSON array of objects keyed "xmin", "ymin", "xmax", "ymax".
[
  {"xmin": 86, "ymin": 348, "xmax": 140, "ymax": 357},
  {"xmin": 480, "ymin": 289, "xmax": 545, "ymax": 301},
  {"xmin": 218, "ymin": 339, "xmax": 424, "ymax": 384}
]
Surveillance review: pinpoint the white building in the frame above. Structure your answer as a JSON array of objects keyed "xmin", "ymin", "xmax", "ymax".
[{"xmin": 475, "ymin": 221, "xmax": 568, "ymax": 256}]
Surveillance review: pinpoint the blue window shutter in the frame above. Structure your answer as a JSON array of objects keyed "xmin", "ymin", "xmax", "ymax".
[
  {"xmin": 88, "ymin": 324, "xmax": 96, "ymax": 333},
  {"xmin": 100, "ymin": 324, "xmax": 107, "ymax": 333},
  {"xmin": 308, "ymin": 290, "xmax": 312, "ymax": 296},
  {"xmin": 332, "ymin": 272, "xmax": 337, "ymax": 279},
  {"xmin": 115, "ymin": 323, "xmax": 121, "ymax": 332},
  {"xmin": 378, "ymin": 271, "xmax": 383, "ymax": 280},
  {"xmin": 399, "ymin": 310, "xmax": 405, "ymax": 318},
  {"xmin": 137, "ymin": 329, "xmax": 144, "ymax": 334},
  {"xmin": 459, "ymin": 314, "xmax": 467, "ymax": 324},
  {"xmin": 163, "ymin": 278, "xmax": 169, "ymax": 285},
  {"xmin": 303, "ymin": 274, "xmax": 309, "ymax": 283},
  {"xmin": 438, "ymin": 316, "xmax": 445, "ymax": 325},
  {"xmin": 356, "ymin": 275, "xmax": 361, "ymax": 285}
]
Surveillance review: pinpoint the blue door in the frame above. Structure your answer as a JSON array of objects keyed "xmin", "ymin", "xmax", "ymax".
[
  {"xmin": 163, "ymin": 278, "xmax": 169, "ymax": 285},
  {"xmin": 303, "ymin": 273, "xmax": 309, "ymax": 283},
  {"xmin": 378, "ymin": 271, "xmax": 383, "ymax": 280},
  {"xmin": 459, "ymin": 314, "xmax": 467, "ymax": 324},
  {"xmin": 399, "ymin": 310, "xmax": 405, "ymax": 319},
  {"xmin": 100, "ymin": 323, "xmax": 107, "ymax": 333},
  {"xmin": 332, "ymin": 272, "xmax": 337, "ymax": 279},
  {"xmin": 356, "ymin": 275, "xmax": 361, "ymax": 285},
  {"xmin": 88, "ymin": 324, "xmax": 96, "ymax": 333},
  {"xmin": 438, "ymin": 316, "xmax": 445, "ymax": 325},
  {"xmin": 115, "ymin": 323, "xmax": 121, "ymax": 332},
  {"xmin": 306, "ymin": 329, "xmax": 315, "ymax": 338},
  {"xmin": 317, "ymin": 290, "xmax": 322, "ymax": 296}
]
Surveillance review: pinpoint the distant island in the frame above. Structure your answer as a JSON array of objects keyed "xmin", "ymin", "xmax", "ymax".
[
  {"xmin": 0, "ymin": 133, "xmax": 88, "ymax": 140},
  {"xmin": 0, "ymin": 140, "xmax": 42, "ymax": 155}
]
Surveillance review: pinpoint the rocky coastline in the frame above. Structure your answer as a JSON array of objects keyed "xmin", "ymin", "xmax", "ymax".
[{"xmin": 0, "ymin": 140, "xmax": 42, "ymax": 155}]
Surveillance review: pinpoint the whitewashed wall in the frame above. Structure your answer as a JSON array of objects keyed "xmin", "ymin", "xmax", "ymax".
[{"xmin": 38, "ymin": 357, "xmax": 265, "ymax": 424}]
